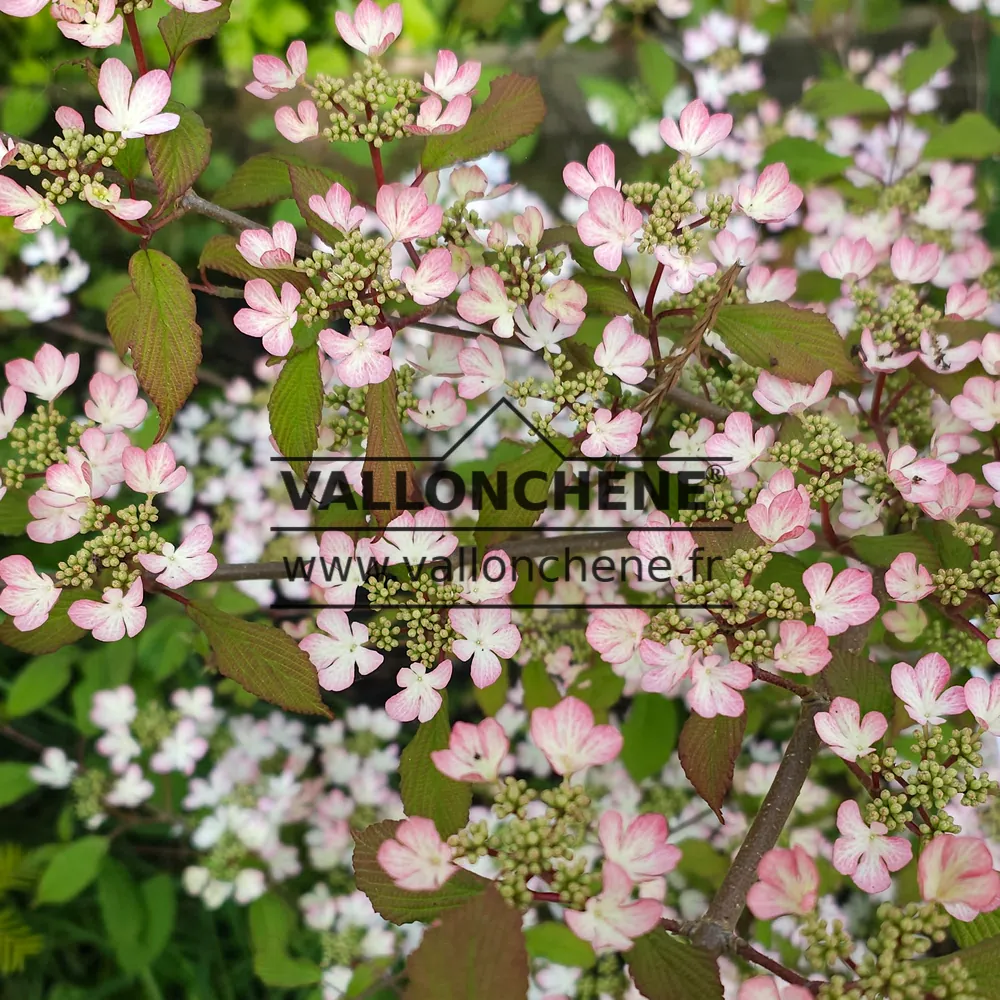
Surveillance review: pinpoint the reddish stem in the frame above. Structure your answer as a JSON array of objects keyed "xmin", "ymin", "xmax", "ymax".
[
  {"xmin": 820, "ymin": 499, "xmax": 841, "ymax": 551},
  {"xmin": 753, "ymin": 666, "xmax": 812, "ymax": 700},
  {"xmin": 124, "ymin": 12, "xmax": 147, "ymax": 75},
  {"xmin": 869, "ymin": 372, "xmax": 886, "ymax": 424},
  {"xmin": 643, "ymin": 262, "xmax": 664, "ymax": 316},
  {"xmin": 530, "ymin": 891, "xmax": 563, "ymax": 903}
]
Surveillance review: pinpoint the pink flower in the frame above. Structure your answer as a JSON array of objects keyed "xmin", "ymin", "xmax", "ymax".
[
  {"xmin": 407, "ymin": 381, "xmax": 466, "ymax": 431},
  {"xmin": 586, "ymin": 608, "xmax": 649, "ymax": 665},
  {"xmin": 457, "ymin": 336, "xmax": 505, "ymax": 398},
  {"xmin": 687, "ymin": 654, "xmax": 752, "ymax": 718},
  {"xmin": 639, "ymin": 639, "xmax": 695, "ymax": 695},
  {"xmin": 5, "ymin": 344, "xmax": 79, "ymax": 401},
  {"xmin": 430, "ymin": 718, "xmax": 508, "ymax": 782},
  {"xmin": 26, "ymin": 451, "xmax": 93, "ymax": 543},
  {"xmin": 234, "ymin": 280, "xmax": 300, "ymax": 356},
  {"xmin": 890, "ymin": 237, "xmax": 941, "ymax": 283},
  {"xmin": 886, "ymin": 445, "xmax": 947, "ymax": 504},
  {"xmin": 753, "ymin": 369, "xmax": 832, "ymax": 415},
  {"xmin": 563, "ymin": 144, "xmax": 618, "ymax": 200},
  {"xmin": 627, "ymin": 511, "xmax": 698, "ymax": 583},
  {"xmin": 0, "ymin": 0, "xmax": 50, "ymax": 16},
  {"xmin": 84, "ymin": 373, "xmax": 147, "ymax": 430},
  {"xmin": 739, "ymin": 978, "xmax": 814, "ymax": 1000},
  {"xmin": 706, "ymin": 411, "xmax": 774, "ymax": 475},
  {"xmin": 320, "ymin": 326, "xmax": 393, "ymax": 388},
  {"xmin": 449, "ymin": 606, "xmax": 521, "ymax": 688},
  {"xmin": 918, "ymin": 835, "xmax": 1000, "ymax": 922},
  {"xmin": 859, "ymin": 329, "xmax": 918, "ymax": 374},
  {"xmin": 163, "ymin": 0, "xmax": 221, "ymax": 10},
  {"xmin": 598, "ymin": 811, "xmax": 681, "ymax": 883},
  {"xmin": 246, "ymin": 40, "xmax": 307, "ymax": 99},
  {"xmin": 919, "ymin": 331, "xmax": 980, "ymax": 375},
  {"xmin": 737, "ymin": 163, "xmax": 803, "ymax": 224},
  {"xmin": 581, "ymin": 408, "xmax": 642, "ymax": 458},
  {"xmin": 136, "ymin": 524, "xmax": 217, "ymax": 589},
  {"xmin": 275, "ymin": 100, "xmax": 319, "ymax": 142},
  {"xmin": 407, "ymin": 95, "xmax": 472, "ymax": 135},
  {"xmin": 94, "ymin": 59, "xmax": 179, "ymax": 139},
  {"xmin": 653, "ymin": 246, "xmax": 718, "ymax": 294},
  {"xmin": 891, "ymin": 653, "xmax": 966, "ymax": 726},
  {"xmin": 68, "ymin": 579, "xmax": 147, "ymax": 642},
  {"xmin": 564, "ymin": 862, "xmax": 661, "ymax": 951},
  {"xmin": 803, "ymin": 564, "xmax": 880, "ymax": 637},
  {"xmin": 885, "ymin": 552, "xmax": 935, "ymax": 602},
  {"xmin": 377, "ymin": 817, "xmax": 455, "ymax": 891},
  {"xmin": 920, "ymin": 469, "xmax": 976, "ymax": 521},
  {"xmin": 965, "ymin": 676, "xmax": 1000, "ymax": 736},
  {"xmin": 746, "ymin": 846, "xmax": 819, "ymax": 919},
  {"xmin": 298, "ymin": 609, "xmax": 383, "ymax": 691},
  {"xmin": 952, "ymin": 376, "xmax": 1000, "ymax": 432},
  {"xmin": 832, "ymin": 799, "xmax": 912, "ymax": 893},
  {"xmin": 457, "ymin": 267, "xmax": 516, "ymax": 338},
  {"xmin": 370, "ymin": 508, "xmax": 457, "ymax": 565},
  {"xmin": 541, "ymin": 278, "xmax": 587, "ymax": 326},
  {"xmin": 746, "ymin": 468, "xmax": 812, "ymax": 546},
  {"xmin": 0, "ymin": 386, "xmax": 25, "ymax": 440},
  {"xmin": 150, "ymin": 718, "xmax": 207, "ymax": 775},
  {"xmin": 309, "ymin": 182, "xmax": 366, "ymax": 234},
  {"xmin": 745, "ymin": 265, "xmax": 796, "ymax": 303},
  {"xmin": 82, "ymin": 182, "xmax": 151, "ymax": 221},
  {"xmin": 659, "ymin": 99, "xmax": 732, "ymax": 156},
  {"xmin": 235, "ymin": 222, "xmax": 297, "ymax": 268},
  {"xmin": 710, "ymin": 229, "xmax": 758, "ymax": 267},
  {"xmin": 122, "ymin": 442, "xmax": 187, "ymax": 495},
  {"xmin": 402, "ymin": 247, "xmax": 460, "ymax": 305},
  {"xmin": 335, "ymin": 0, "xmax": 402, "ymax": 57},
  {"xmin": 56, "ymin": 0, "xmax": 122, "ymax": 49},
  {"xmin": 513, "ymin": 296, "xmax": 580, "ymax": 353},
  {"xmin": 78, "ymin": 429, "xmax": 127, "ymax": 496},
  {"xmin": 594, "ymin": 317, "xmax": 650, "ymax": 385},
  {"xmin": 946, "ymin": 283, "xmax": 990, "ymax": 320},
  {"xmin": 376, "ymin": 183, "xmax": 443, "ymax": 242},
  {"xmin": 819, "ymin": 237, "xmax": 877, "ymax": 281},
  {"xmin": 385, "ymin": 659, "xmax": 452, "ymax": 722},
  {"xmin": 530, "ymin": 696, "xmax": 623, "ymax": 776},
  {"xmin": 814, "ymin": 697, "xmax": 888, "ymax": 761},
  {"xmin": 577, "ymin": 187, "xmax": 643, "ymax": 272},
  {"xmin": 0, "ymin": 179, "xmax": 51, "ymax": 232},
  {"xmin": 0, "ymin": 555, "xmax": 61, "ymax": 632},
  {"xmin": 424, "ymin": 50, "xmax": 480, "ymax": 101},
  {"xmin": 773, "ymin": 620, "xmax": 831, "ymax": 676}
]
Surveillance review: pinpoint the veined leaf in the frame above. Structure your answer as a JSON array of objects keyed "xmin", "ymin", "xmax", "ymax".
[
  {"xmin": 159, "ymin": 0, "xmax": 231, "ymax": 61},
  {"xmin": 823, "ymin": 651, "xmax": 893, "ymax": 719},
  {"xmin": 0, "ymin": 590, "xmax": 90, "ymax": 655},
  {"xmin": 198, "ymin": 233, "xmax": 308, "ymax": 292},
  {"xmin": 35, "ymin": 837, "xmax": 109, "ymax": 905},
  {"xmin": 923, "ymin": 112, "xmax": 1000, "ymax": 161},
  {"xmin": 627, "ymin": 927, "xmax": 724, "ymax": 1000},
  {"xmin": 364, "ymin": 374, "xmax": 421, "ymax": 529},
  {"xmin": 268, "ymin": 347, "xmax": 323, "ymax": 480},
  {"xmin": 524, "ymin": 922, "xmax": 596, "ymax": 969},
  {"xmin": 620, "ymin": 694, "xmax": 680, "ymax": 784},
  {"xmin": 801, "ymin": 79, "xmax": 891, "ymax": 118},
  {"xmin": 678, "ymin": 712, "xmax": 746, "ymax": 822},
  {"xmin": 212, "ymin": 151, "xmax": 341, "ymax": 210},
  {"xmin": 760, "ymin": 137, "xmax": 852, "ymax": 185},
  {"xmin": 146, "ymin": 103, "xmax": 211, "ymax": 211}
]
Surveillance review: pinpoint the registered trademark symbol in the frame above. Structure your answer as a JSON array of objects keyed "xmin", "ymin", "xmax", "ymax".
[{"xmin": 705, "ymin": 464, "xmax": 725, "ymax": 484}]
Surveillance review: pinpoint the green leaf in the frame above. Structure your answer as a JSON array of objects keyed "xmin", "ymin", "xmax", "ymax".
[
  {"xmin": 0, "ymin": 590, "xmax": 89, "ymax": 655},
  {"xmin": 186, "ymin": 600, "xmax": 331, "ymax": 717},
  {"xmin": 198, "ymin": 233, "xmax": 307, "ymax": 292},
  {"xmin": 521, "ymin": 660, "xmax": 561, "ymax": 711},
  {"xmin": 923, "ymin": 112, "xmax": 1000, "ymax": 161},
  {"xmin": 900, "ymin": 27, "xmax": 955, "ymax": 93},
  {"xmin": 5, "ymin": 650, "xmax": 73, "ymax": 718},
  {"xmin": 953, "ymin": 914, "xmax": 1000, "ymax": 949},
  {"xmin": 107, "ymin": 249, "xmax": 201, "ymax": 436},
  {"xmin": 627, "ymin": 927, "xmax": 724, "ymax": 1000},
  {"xmin": 637, "ymin": 40, "xmax": 676, "ymax": 104},
  {"xmin": 138, "ymin": 874, "xmax": 176, "ymax": 965},
  {"xmin": 576, "ymin": 76, "xmax": 639, "ymax": 138},
  {"xmin": 364, "ymin": 373, "xmax": 420, "ymax": 529},
  {"xmin": 353, "ymin": 820, "xmax": 490, "ymax": 924},
  {"xmin": 399, "ymin": 690, "xmax": 472, "ymax": 837},
  {"xmin": 760, "ymin": 137, "xmax": 852, "ymax": 185},
  {"xmin": 0, "ymin": 485, "xmax": 35, "ymax": 536},
  {"xmin": 98, "ymin": 859, "xmax": 145, "ymax": 973},
  {"xmin": 801, "ymin": 79, "xmax": 891, "ymax": 118},
  {"xmin": 474, "ymin": 661, "xmax": 508, "ymax": 716},
  {"xmin": 620, "ymin": 694, "xmax": 680, "ymax": 783},
  {"xmin": 1, "ymin": 88, "xmax": 49, "ymax": 136},
  {"xmin": 159, "ymin": 0, "xmax": 231, "ymax": 61},
  {"xmin": 713, "ymin": 302, "xmax": 859, "ymax": 385},
  {"xmin": 0, "ymin": 764, "xmax": 34, "ymax": 809},
  {"xmin": 145, "ymin": 103, "xmax": 212, "ymax": 210},
  {"xmin": 567, "ymin": 664, "xmax": 625, "ymax": 721},
  {"xmin": 678, "ymin": 712, "xmax": 746, "ymax": 822},
  {"xmin": 113, "ymin": 138, "xmax": 147, "ymax": 182},
  {"xmin": 212, "ymin": 152, "xmax": 317, "ymax": 209},
  {"xmin": 269, "ymin": 347, "xmax": 322, "ymax": 480},
  {"xmin": 851, "ymin": 532, "xmax": 941, "ymax": 572},
  {"xmin": 422, "ymin": 74, "xmax": 546, "ymax": 171},
  {"xmin": 573, "ymin": 273, "xmax": 647, "ymax": 329},
  {"xmin": 248, "ymin": 893, "xmax": 323, "ymax": 987},
  {"xmin": 823, "ymin": 651, "xmax": 892, "ymax": 718},
  {"xmin": 524, "ymin": 922, "xmax": 596, "ymax": 969},
  {"xmin": 677, "ymin": 840, "xmax": 729, "ymax": 891},
  {"xmin": 35, "ymin": 837, "xmax": 109, "ymax": 905},
  {"xmin": 404, "ymin": 884, "xmax": 529, "ymax": 1000},
  {"xmin": 926, "ymin": 936, "xmax": 1000, "ymax": 999}
]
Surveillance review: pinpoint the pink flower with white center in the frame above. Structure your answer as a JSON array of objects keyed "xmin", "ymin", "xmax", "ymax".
[
  {"xmin": 424, "ymin": 50, "xmax": 480, "ymax": 101},
  {"xmin": 78, "ymin": 429, "xmax": 127, "ymax": 497},
  {"xmin": 150, "ymin": 718, "xmax": 208, "ymax": 775},
  {"xmin": 370, "ymin": 508, "xmax": 458, "ymax": 565},
  {"xmin": 945, "ymin": 283, "xmax": 990, "ymax": 320},
  {"xmin": 885, "ymin": 552, "xmax": 935, "ymax": 602},
  {"xmin": 309, "ymin": 182, "xmax": 366, "ymax": 234},
  {"xmin": 833, "ymin": 799, "xmax": 912, "ymax": 893},
  {"xmin": 377, "ymin": 816, "xmax": 455, "ymax": 891},
  {"xmin": 430, "ymin": 718, "xmax": 508, "ymax": 782},
  {"xmin": 815, "ymin": 697, "xmax": 888, "ymax": 761},
  {"xmin": 449, "ymin": 606, "xmax": 521, "ymax": 688},
  {"xmin": 627, "ymin": 510, "xmax": 698, "ymax": 582},
  {"xmin": 91, "ymin": 686, "xmax": 136, "ymax": 730},
  {"xmin": 891, "ymin": 654, "xmax": 966, "ymax": 726},
  {"xmin": 737, "ymin": 163, "xmax": 803, "ymax": 224},
  {"xmin": 739, "ymin": 978, "xmax": 813, "ymax": 1000},
  {"xmin": 0, "ymin": 386, "xmax": 25, "ymax": 440},
  {"xmin": 746, "ymin": 846, "xmax": 819, "ymax": 919},
  {"xmin": 26, "ymin": 456, "xmax": 92, "ymax": 543},
  {"xmin": 639, "ymin": 639, "xmax": 694, "ymax": 695},
  {"xmin": 859, "ymin": 329, "xmax": 919, "ymax": 373},
  {"xmin": 234, "ymin": 280, "xmax": 300, "ymax": 357},
  {"xmin": 706, "ymin": 411, "xmax": 774, "ymax": 475},
  {"xmin": 918, "ymin": 835, "xmax": 1000, "ymax": 922},
  {"xmin": 541, "ymin": 278, "xmax": 587, "ymax": 326},
  {"xmin": 407, "ymin": 382, "xmax": 466, "ymax": 431},
  {"xmin": 981, "ymin": 334, "xmax": 1000, "ymax": 376},
  {"xmin": 246, "ymin": 40, "xmax": 307, "ymax": 99},
  {"xmin": 0, "ymin": 137, "xmax": 16, "ymax": 168},
  {"xmin": 123, "ymin": 442, "xmax": 187, "ymax": 495},
  {"xmin": 599, "ymin": 811, "xmax": 681, "ymax": 883},
  {"xmin": 952, "ymin": 376, "xmax": 1000, "ymax": 432},
  {"xmin": 653, "ymin": 246, "xmax": 718, "ymax": 294},
  {"xmin": 886, "ymin": 445, "xmax": 947, "ymax": 504},
  {"xmin": 920, "ymin": 468, "xmax": 976, "ymax": 521},
  {"xmin": 819, "ymin": 236, "xmax": 877, "ymax": 281},
  {"xmin": 530, "ymin": 696, "xmax": 623, "ymax": 776},
  {"xmin": 401, "ymin": 247, "xmax": 459, "ymax": 305},
  {"xmin": 94, "ymin": 60, "xmax": 179, "ymax": 139},
  {"xmin": 105, "ymin": 763, "xmax": 154, "ymax": 808},
  {"xmin": 594, "ymin": 317, "xmax": 650, "ymax": 385},
  {"xmin": 753, "ymin": 369, "xmax": 832, "ymax": 415},
  {"xmin": 69, "ymin": 579, "xmax": 147, "ymax": 642},
  {"xmin": 513, "ymin": 207, "xmax": 545, "ymax": 249},
  {"xmin": 586, "ymin": 608, "xmax": 649, "ymax": 665},
  {"xmin": 299, "ymin": 609, "xmax": 383, "ymax": 692},
  {"xmin": 890, "ymin": 237, "xmax": 941, "ymax": 283},
  {"xmin": 82, "ymin": 182, "xmax": 151, "ymax": 221},
  {"xmin": 563, "ymin": 144, "xmax": 618, "ymax": 200},
  {"xmin": 965, "ymin": 676, "xmax": 1000, "ymax": 735},
  {"xmin": 457, "ymin": 266, "xmax": 517, "ymax": 338},
  {"xmin": 84, "ymin": 372, "xmax": 147, "ymax": 430},
  {"xmin": 96, "ymin": 728, "xmax": 140, "ymax": 774},
  {"xmin": 709, "ymin": 229, "xmax": 758, "ymax": 267},
  {"xmin": 457, "ymin": 336, "xmax": 505, "ymax": 398},
  {"xmin": 0, "ymin": 555, "xmax": 60, "ymax": 632},
  {"xmin": 376, "ymin": 183, "xmax": 443, "ymax": 243},
  {"xmin": 407, "ymin": 95, "xmax": 472, "ymax": 135},
  {"xmin": 137, "ymin": 524, "xmax": 218, "ymax": 589},
  {"xmin": 659, "ymin": 99, "xmax": 732, "ymax": 156},
  {"xmin": 803, "ymin": 564, "xmax": 880, "ymax": 637},
  {"xmin": 461, "ymin": 550, "xmax": 515, "ymax": 605},
  {"xmin": 320, "ymin": 326, "xmax": 392, "ymax": 388},
  {"xmin": 235, "ymin": 222, "xmax": 297, "ymax": 269},
  {"xmin": 335, "ymin": 0, "xmax": 402, "ymax": 57},
  {"xmin": 747, "ymin": 468, "xmax": 812, "ymax": 547},
  {"xmin": 687, "ymin": 655, "xmax": 753, "ymax": 718},
  {"xmin": 564, "ymin": 862, "xmax": 661, "ymax": 952},
  {"xmin": 577, "ymin": 187, "xmax": 643, "ymax": 272},
  {"xmin": 56, "ymin": 0, "xmax": 122, "ymax": 50},
  {"xmin": 513, "ymin": 296, "xmax": 581, "ymax": 353},
  {"xmin": 275, "ymin": 100, "xmax": 319, "ymax": 142},
  {"xmin": 919, "ymin": 331, "xmax": 980, "ymax": 374},
  {"xmin": 745, "ymin": 265, "xmax": 797, "ymax": 303},
  {"xmin": 773, "ymin": 620, "xmax": 831, "ymax": 676},
  {"xmin": 6, "ymin": 344, "xmax": 78, "ymax": 401},
  {"xmin": 581, "ymin": 408, "xmax": 642, "ymax": 458},
  {"xmin": 385, "ymin": 659, "xmax": 452, "ymax": 723}
]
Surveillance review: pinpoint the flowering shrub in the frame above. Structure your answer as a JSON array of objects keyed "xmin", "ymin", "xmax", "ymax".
[{"xmin": 1, "ymin": 0, "xmax": 1000, "ymax": 998}]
